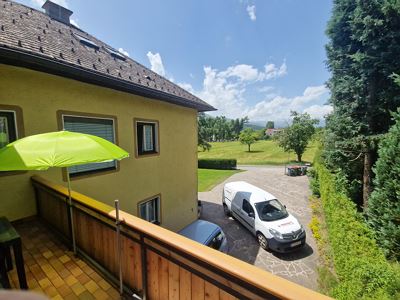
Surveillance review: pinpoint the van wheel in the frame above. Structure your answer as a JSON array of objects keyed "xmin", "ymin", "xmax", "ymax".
[
  {"xmin": 257, "ymin": 233, "xmax": 268, "ymax": 250},
  {"xmin": 223, "ymin": 204, "xmax": 231, "ymax": 217}
]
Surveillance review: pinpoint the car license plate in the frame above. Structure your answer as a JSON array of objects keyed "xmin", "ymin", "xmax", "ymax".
[{"xmin": 291, "ymin": 241, "xmax": 301, "ymax": 247}]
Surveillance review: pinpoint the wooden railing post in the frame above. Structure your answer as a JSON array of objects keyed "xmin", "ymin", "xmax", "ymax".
[{"xmin": 140, "ymin": 234, "xmax": 148, "ymax": 300}]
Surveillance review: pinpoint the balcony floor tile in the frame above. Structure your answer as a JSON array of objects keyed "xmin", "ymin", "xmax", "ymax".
[{"xmin": 8, "ymin": 220, "xmax": 121, "ymax": 300}]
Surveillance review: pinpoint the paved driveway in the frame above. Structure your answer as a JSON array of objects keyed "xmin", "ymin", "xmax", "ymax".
[{"xmin": 198, "ymin": 165, "xmax": 319, "ymax": 290}]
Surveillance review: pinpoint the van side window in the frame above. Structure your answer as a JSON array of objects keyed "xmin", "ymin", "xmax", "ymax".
[{"xmin": 242, "ymin": 200, "xmax": 254, "ymax": 214}]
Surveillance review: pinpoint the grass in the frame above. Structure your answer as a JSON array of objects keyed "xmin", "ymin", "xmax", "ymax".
[
  {"xmin": 198, "ymin": 140, "xmax": 317, "ymax": 165},
  {"xmin": 198, "ymin": 168, "xmax": 241, "ymax": 192}
]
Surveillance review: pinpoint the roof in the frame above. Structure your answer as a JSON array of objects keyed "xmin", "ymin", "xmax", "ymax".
[
  {"xmin": 0, "ymin": 0, "xmax": 215, "ymax": 112},
  {"xmin": 179, "ymin": 220, "xmax": 221, "ymax": 245},
  {"xmin": 224, "ymin": 181, "xmax": 276, "ymax": 204}
]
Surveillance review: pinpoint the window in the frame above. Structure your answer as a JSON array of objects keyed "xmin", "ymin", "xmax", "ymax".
[
  {"xmin": 62, "ymin": 114, "xmax": 117, "ymax": 177},
  {"xmin": 139, "ymin": 196, "xmax": 160, "ymax": 224},
  {"xmin": 0, "ymin": 110, "xmax": 17, "ymax": 148},
  {"xmin": 73, "ymin": 33, "xmax": 100, "ymax": 50},
  {"xmin": 242, "ymin": 199, "xmax": 254, "ymax": 215},
  {"xmin": 135, "ymin": 120, "xmax": 159, "ymax": 156},
  {"xmin": 104, "ymin": 46, "xmax": 126, "ymax": 61},
  {"xmin": 208, "ymin": 231, "xmax": 225, "ymax": 250}
]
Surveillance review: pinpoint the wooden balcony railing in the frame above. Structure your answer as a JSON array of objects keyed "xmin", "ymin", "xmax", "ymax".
[{"xmin": 31, "ymin": 175, "xmax": 331, "ymax": 300}]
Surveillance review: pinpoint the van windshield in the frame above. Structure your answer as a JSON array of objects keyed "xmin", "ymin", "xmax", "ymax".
[{"xmin": 255, "ymin": 199, "xmax": 288, "ymax": 221}]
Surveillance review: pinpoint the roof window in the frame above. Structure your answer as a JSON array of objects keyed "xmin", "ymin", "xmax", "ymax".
[
  {"xmin": 104, "ymin": 46, "xmax": 126, "ymax": 61},
  {"xmin": 73, "ymin": 33, "xmax": 99, "ymax": 50}
]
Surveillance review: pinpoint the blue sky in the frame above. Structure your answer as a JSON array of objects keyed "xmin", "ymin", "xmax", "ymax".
[{"xmin": 16, "ymin": 0, "xmax": 333, "ymax": 126}]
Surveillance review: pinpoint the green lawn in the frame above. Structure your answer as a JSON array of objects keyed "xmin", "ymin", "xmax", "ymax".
[
  {"xmin": 198, "ymin": 169, "xmax": 241, "ymax": 192},
  {"xmin": 198, "ymin": 140, "xmax": 317, "ymax": 165}
]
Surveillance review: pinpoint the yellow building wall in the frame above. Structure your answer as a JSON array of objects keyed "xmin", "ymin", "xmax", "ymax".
[{"xmin": 0, "ymin": 64, "xmax": 199, "ymax": 232}]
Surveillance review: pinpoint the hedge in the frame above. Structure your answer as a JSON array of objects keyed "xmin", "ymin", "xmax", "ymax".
[
  {"xmin": 198, "ymin": 158, "xmax": 237, "ymax": 170},
  {"xmin": 313, "ymin": 157, "xmax": 400, "ymax": 299}
]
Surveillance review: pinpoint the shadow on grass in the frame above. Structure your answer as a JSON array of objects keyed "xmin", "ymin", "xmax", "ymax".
[{"xmin": 245, "ymin": 150, "xmax": 264, "ymax": 153}]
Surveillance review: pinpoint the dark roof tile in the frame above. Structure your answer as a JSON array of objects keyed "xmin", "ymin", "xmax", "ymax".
[{"xmin": 0, "ymin": 0, "xmax": 215, "ymax": 112}]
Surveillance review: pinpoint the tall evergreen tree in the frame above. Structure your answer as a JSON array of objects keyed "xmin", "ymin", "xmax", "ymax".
[
  {"xmin": 324, "ymin": 0, "xmax": 400, "ymax": 207},
  {"xmin": 367, "ymin": 109, "xmax": 400, "ymax": 260},
  {"xmin": 266, "ymin": 121, "xmax": 274, "ymax": 129}
]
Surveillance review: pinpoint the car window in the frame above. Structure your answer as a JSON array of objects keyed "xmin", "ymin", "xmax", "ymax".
[
  {"xmin": 255, "ymin": 199, "xmax": 288, "ymax": 221},
  {"xmin": 208, "ymin": 231, "xmax": 224, "ymax": 250},
  {"xmin": 242, "ymin": 199, "xmax": 254, "ymax": 214}
]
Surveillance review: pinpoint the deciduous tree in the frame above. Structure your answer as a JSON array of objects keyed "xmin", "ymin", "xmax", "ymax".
[
  {"xmin": 276, "ymin": 112, "xmax": 318, "ymax": 162},
  {"xmin": 239, "ymin": 128, "xmax": 258, "ymax": 152}
]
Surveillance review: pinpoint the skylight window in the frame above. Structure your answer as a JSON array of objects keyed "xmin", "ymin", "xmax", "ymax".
[
  {"xmin": 73, "ymin": 33, "xmax": 99, "ymax": 50},
  {"xmin": 104, "ymin": 46, "xmax": 126, "ymax": 61}
]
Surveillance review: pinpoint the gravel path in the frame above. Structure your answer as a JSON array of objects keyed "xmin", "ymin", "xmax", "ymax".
[{"xmin": 198, "ymin": 165, "xmax": 319, "ymax": 290}]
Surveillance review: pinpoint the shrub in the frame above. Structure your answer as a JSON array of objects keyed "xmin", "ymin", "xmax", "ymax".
[
  {"xmin": 314, "ymin": 158, "xmax": 400, "ymax": 299},
  {"xmin": 308, "ymin": 168, "xmax": 321, "ymax": 197},
  {"xmin": 367, "ymin": 109, "xmax": 400, "ymax": 260},
  {"xmin": 198, "ymin": 158, "xmax": 237, "ymax": 170}
]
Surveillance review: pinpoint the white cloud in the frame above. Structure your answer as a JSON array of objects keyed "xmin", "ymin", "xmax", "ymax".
[
  {"xmin": 246, "ymin": 5, "xmax": 256, "ymax": 21},
  {"xmin": 118, "ymin": 48, "xmax": 130, "ymax": 57},
  {"xmin": 146, "ymin": 51, "xmax": 166, "ymax": 77},
  {"xmin": 177, "ymin": 61, "xmax": 289, "ymax": 120},
  {"xmin": 220, "ymin": 64, "xmax": 260, "ymax": 81},
  {"xmin": 261, "ymin": 61, "xmax": 288, "ymax": 80},
  {"xmin": 246, "ymin": 85, "xmax": 330, "ymax": 122},
  {"xmin": 70, "ymin": 19, "xmax": 79, "ymax": 28},
  {"xmin": 197, "ymin": 66, "xmax": 248, "ymax": 118},
  {"xmin": 303, "ymin": 104, "xmax": 333, "ymax": 120},
  {"xmin": 177, "ymin": 82, "xmax": 195, "ymax": 94},
  {"xmin": 149, "ymin": 58, "xmax": 328, "ymax": 124}
]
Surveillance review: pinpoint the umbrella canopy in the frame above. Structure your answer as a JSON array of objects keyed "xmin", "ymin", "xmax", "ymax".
[{"xmin": 0, "ymin": 130, "xmax": 129, "ymax": 171}]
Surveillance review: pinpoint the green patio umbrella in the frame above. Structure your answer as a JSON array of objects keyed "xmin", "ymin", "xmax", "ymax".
[{"xmin": 0, "ymin": 130, "xmax": 129, "ymax": 253}]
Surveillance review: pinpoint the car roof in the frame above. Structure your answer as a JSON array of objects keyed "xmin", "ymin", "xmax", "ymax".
[
  {"xmin": 224, "ymin": 181, "xmax": 277, "ymax": 204},
  {"xmin": 179, "ymin": 220, "xmax": 220, "ymax": 245}
]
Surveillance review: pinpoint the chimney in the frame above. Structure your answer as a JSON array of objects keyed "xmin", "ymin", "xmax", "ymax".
[{"xmin": 42, "ymin": 0, "xmax": 73, "ymax": 25}]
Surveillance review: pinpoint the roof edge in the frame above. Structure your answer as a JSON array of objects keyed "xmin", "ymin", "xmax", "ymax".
[{"xmin": 0, "ymin": 46, "xmax": 216, "ymax": 112}]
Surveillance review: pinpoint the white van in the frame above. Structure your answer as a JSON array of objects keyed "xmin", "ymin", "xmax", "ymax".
[{"xmin": 222, "ymin": 181, "xmax": 305, "ymax": 253}]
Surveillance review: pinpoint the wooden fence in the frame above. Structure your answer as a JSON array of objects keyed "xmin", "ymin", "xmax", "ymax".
[{"xmin": 31, "ymin": 175, "xmax": 330, "ymax": 300}]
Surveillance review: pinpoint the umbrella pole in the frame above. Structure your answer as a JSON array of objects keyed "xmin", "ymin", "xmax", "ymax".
[
  {"xmin": 67, "ymin": 169, "xmax": 77, "ymax": 255},
  {"xmin": 115, "ymin": 200, "xmax": 123, "ymax": 295}
]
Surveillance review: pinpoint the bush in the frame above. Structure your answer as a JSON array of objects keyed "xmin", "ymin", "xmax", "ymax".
[
  {"xmin": 198, "ymin": 158, "xmax": 237, "ymax": 170},
  {"xmin": 314, "ymin": 156, "xmax": 400, "ymax": 299},
  {"xmin": 367, "ymin": 109, "xmax": 400, "ymax": 260},
  {"xmin": 308, "ymin": 168, "xmax": 321, "ymax": 197}
]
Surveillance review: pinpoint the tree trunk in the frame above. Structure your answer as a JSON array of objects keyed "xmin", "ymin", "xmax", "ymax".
[
  {"xmin": 363, "ymin": 74, "xmax": 377, "ymax": 210},
  {"xmin": 363, "ymin": 151, "xmax": 372, "ymax": 210},
  {"xmin": 248, "ymin": 144, "xmax": 251, "ymax": 152},
  {"xmin": 297, "ymin": 153, "xmax": 302, "ymax": 162}
]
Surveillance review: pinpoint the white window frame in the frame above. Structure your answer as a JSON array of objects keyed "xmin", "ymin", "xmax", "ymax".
[
  {"xmin": 139, "ymin": 196, "xmax": 161, "ymax": 224},
  {"xmin": 0, "ymin": 110, "xmax": 18, "ymax": 148},
  {"xmin": 135, "ymin": 119, "xmax": 159, "ymax": 156}
]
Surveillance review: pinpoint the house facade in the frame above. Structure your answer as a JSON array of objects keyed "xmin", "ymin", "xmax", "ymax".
[{"xmin": 0, "ymin": 0, "xmax": 214, "ymax": 231}]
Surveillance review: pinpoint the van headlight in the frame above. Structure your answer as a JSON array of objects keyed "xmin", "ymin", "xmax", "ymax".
[{"xmin": 269, "ymin": 228, "xmax": 283, "ymax": 239}]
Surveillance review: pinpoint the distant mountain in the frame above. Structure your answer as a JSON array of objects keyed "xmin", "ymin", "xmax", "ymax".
[{"xmin": 244, "ymin": 123, "xmax": 265, "ymax": 130}]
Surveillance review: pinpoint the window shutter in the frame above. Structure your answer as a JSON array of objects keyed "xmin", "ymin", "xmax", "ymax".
[{"xmin": 63, "ymin": 115, "xmax": 116, "ymax": 175}]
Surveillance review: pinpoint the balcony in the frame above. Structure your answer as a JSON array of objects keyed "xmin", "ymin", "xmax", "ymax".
[
  {"xmin": 4, "ymin": 175, "xmax": 330, "ymax": 299},
  {"xmin": 8, "ymin": 220, "xmax": 119, "ymax": 299}
]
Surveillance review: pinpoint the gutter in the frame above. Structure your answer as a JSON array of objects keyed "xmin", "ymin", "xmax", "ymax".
[{"xmin": 0, "ymin": 46, "xmax": 216, "ymax": 112}]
